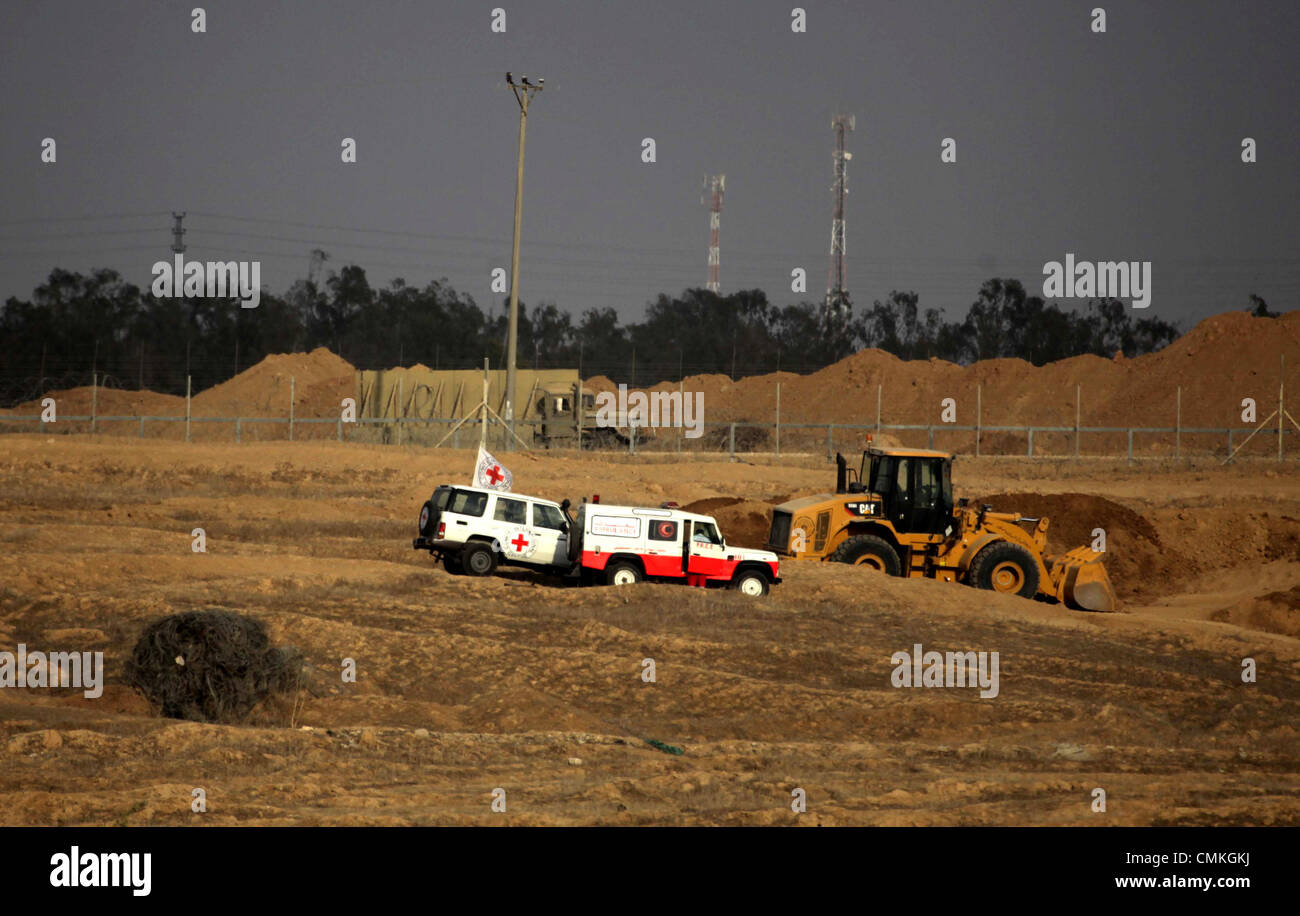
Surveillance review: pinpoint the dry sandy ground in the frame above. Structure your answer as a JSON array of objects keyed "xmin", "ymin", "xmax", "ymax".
[{"xmin": 0, "ymin": 435, "xmax": 1297, "ymax": 826}]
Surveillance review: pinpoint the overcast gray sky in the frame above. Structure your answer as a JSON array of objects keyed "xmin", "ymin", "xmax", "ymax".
[{"xmin": 2, "ymin": 0, "xmax": 1298, "ymax": 329}]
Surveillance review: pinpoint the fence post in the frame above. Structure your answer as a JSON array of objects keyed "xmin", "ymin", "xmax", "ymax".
[
  {"xmin": 775, "ymin": 381, "xmax": 781, "ymax": 458},
  {"xmin": 91, "ymin": 372, "xmax": 98, "ymax": 434},
  {"xmin": 976, "ymin": 384, "xmax": 981, "ymax": 457},
  {"xmin": 1027, "ymin": 428, "xmax": 1034, "ymax": 457},
  {"xmin": 876, "ymin": 385, "xmax": 882, "ymax": 435},
  {"xmin": 928, "ymin": 425, "xmax": 934, "ymax": 449},
  {"xmin": 1227, "ymin": 428, "xmax": 1233, "ymax": 457},
  {"xmin": 289, "ymin": 376, "xmax": 295, "ymax": 442},
  {"xmin": 1127, "ymin": 429, "xmax": 1134, "ymax": 463},
  {"xmin": 337, "ymin": 418, "xmax": 343, "ymax": 442},
  {"xmin": 1279, "ymin": 354, "xmax": 1285, "ymax": 462},
  {"xmin": 396, "ymin": 377, "xmax": 403, "ymax": 447},
  {"xmin": 826, "ymin": 424, "xmax": 833, "ymax": 462},
  {"xmin": 574, "ymin": 382, "xmax": 583, "ymax": 452},
  {"xmin": 1175, "ymin": 386, "xmax": 1181, "ymax": 460},
  {"xmin": 236, "ymin": 417, "xmax": 242, "ymax": 443},
  {"xmin": 138, "ymin": 416, "xmax": 144, "ymax": 439},
  {"xmin": 1074, "ymin": 383, "xmax": 1081, "ymax": 460},
  {"xmin": 677, "ymin": 380, "xmax": 684, "ymax": 454},
  {"xmin": 729, "ymin": 422, "xmax": 736, "ymax": 461},
  {"xmin": 185, "ymin": 375, "xmax": 192, "ymax": 443}
]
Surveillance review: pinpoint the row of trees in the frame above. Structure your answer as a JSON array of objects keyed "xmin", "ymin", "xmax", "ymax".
[{"xmin": 0, "ymin": 261, "xmax": 1197, "ymax": 404}]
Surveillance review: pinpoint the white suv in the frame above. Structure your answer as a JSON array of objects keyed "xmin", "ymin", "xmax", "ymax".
[{"xmin": 413, "ymin": 484, "xmax": 571, "ymax": 577}]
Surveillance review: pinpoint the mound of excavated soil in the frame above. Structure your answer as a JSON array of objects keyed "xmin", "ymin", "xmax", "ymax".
[
  {"xmin": 975, "ymin": 492, "xmax": 1169, "ymax": 601},
  {"xmin": 680, "ymin": 497, "xmax": 773, "ymax": 549},
  {"xmin": 4, "ymin": 385, "xmax": 185, "ymax": 417},
  {"xmin": 589, "ymin": 311, "xmax": 1300, "ymax": 438},
  {"xmin": 192, "ymin": 347, "xmax": 354, "ymax": 418},
  {"xmin": 1210, "ymin": 585, "xmax": 1300, "ymax": 639},
  {"xmin": 12, "ymin": 309, "xmax": 1297, "ymax": 438}
]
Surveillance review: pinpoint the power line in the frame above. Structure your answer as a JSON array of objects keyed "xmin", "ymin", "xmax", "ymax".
[{"xmin": 0, "ymin": 210, "xmax": 169, "ymax": 228}]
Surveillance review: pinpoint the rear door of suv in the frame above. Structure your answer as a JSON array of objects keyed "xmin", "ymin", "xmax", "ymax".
[{"xmin": 444, "ymin": 488, "xmax": 489, "ymax": 543}]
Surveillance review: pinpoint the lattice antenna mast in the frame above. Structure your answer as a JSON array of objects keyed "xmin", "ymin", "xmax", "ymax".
[
  {"xmin": 826, "ymin": 115, "xmax": 854, "ymax": 316},
  {"xmin": 702, "ymin": 174, "xmax": 725, "ymax": 293},
  {"xmin": 307, "ymin": 248, "xmax": 328, "ymax": 286},
  {"xmin": 170, "ymin": 211, "xmax": 186, "ymax": 255}
]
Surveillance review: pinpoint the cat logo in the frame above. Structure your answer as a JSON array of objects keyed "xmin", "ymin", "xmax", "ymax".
[{"xmin": 846, "ymin": 501, "xmax": 879, "ymax": 517}]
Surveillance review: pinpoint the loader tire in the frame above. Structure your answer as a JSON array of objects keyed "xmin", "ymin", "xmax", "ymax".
[
  {"xmin": 829, "ymin": 535, "xmax": 902, "ymax": 576},
  {"xmin": 968, "ymin": 541, "xmax": 1039, "ymax": 599}
]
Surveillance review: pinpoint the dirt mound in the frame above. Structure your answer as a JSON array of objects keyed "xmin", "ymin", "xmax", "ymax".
[
  {"xmin": 192, "ymin": 347, "xmax": 354, "ymax": 418},
  {"xmin": 1210, "ymin": 585, "xmax": 1300, "ymax": 639},
  {"xmin": 4, "ymin": 385, "xmax": 185, "ymax": 417},
  {"xmin": 584, "ymin": 375, "xmax": 618, "ymax": 394},
  {"xmin": 681, "ymin": 497, "xmax": 772, "ymax": 548},
  {"xmin": 975, "ymin": 492, "xmax": 1169, "ymax": 601},
  {"xmin": 584, "ymin": 311, "xmax": 1300, "ymax": 443},
  {"xmin": 1263, "ymin": 514, "xmax": 1300, "ymax": 562}
]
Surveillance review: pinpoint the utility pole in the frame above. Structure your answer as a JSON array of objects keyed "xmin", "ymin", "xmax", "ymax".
[
  {"xmin": 826, "ymin": 115, "xmax": 854, "ymax": 322},
  {"xmin": 702, "ymin": 174, "xmax": 725, "ymax": 293},
  {"xmin": 174, "ymin": 212, "xmax": 190, "ymax": 385},
  {"xmin": 504, "ymin": 71, "xmax": 544, "ymax": 449}
]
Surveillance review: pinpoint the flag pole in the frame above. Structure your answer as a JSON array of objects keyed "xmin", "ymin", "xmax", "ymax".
[{"xmin": 481, "ymin": 356, "xmax": 489, "ymax": 450}]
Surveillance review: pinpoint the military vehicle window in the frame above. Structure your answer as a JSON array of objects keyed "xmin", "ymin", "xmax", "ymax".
[
  {"xmin": 916, "ymin": 460, "xmax": 939, "ymax": 508},
  {"xmin": 691, "ymin": 522, "xmax": 723, "ymax": 545},
  {"xmin": 494, "ymin": 497, "xmax": 527, "ymax": 525},
  {"xmin": 532, "ymin": 503, "xmax": 566, "ymax": 531},
  {"xmin": 448, "ymin": 490, "xmax": 487, "ymax": 517},
  {"xmin": 649, "ymin": 519, "xmax": 679, "ymax": 542},
  {"xmin": 895, "ymin": 459, "xmax": 911, "ymax": 496}
]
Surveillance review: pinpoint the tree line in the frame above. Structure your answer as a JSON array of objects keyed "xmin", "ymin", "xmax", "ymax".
[{"xmin": 0, "ymin": 261, "xmax": 1206, "ymax": 405}]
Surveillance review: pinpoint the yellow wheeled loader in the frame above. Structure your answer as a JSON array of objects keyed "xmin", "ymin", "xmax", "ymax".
[{"xmin": 765, "ymin": 446, "xmax": 1116, "ymax": 611}]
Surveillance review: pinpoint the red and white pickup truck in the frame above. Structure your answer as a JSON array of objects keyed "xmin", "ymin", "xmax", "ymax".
[{"xmin": 564, "ymin": 502, "xmax": 781, "ymax": 595}]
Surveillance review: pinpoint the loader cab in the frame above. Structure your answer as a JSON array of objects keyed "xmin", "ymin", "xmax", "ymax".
[{"xmin": 862, "ymin": 448, "xmax": 954, "ymax": 536}]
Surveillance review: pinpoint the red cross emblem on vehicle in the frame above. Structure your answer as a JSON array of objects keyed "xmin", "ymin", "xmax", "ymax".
[
  {"xmin": 511, "ymin": 533, "xmax": 530, "ymax": 551},
  {"xmin": 486, "ymin": 465, "xmax": 504, "ymax": 484}
]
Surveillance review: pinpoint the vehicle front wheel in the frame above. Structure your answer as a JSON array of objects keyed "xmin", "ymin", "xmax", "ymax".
[
  {"xmin": 729, "ymin": 570, "xmax": 770, "ymax": 596},
  {"xmin": 605, "ymin": 561, "xmax": 643, "ymax": 586},
  {"xmin": 968, "ymin": 541, "xmax": 1040, "ymax": 599},
  {"xmin": 828, "ymin": 534, "xmax": 902, "ymax": 576},
  {"xmin": 461, "ymin": 542, "xmax": 498, "ymax": 577}
]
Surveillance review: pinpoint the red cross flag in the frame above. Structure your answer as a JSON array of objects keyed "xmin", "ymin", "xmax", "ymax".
[{"xmin": 473, "ymin": 445, "xmax": 513, "ymax": 491}]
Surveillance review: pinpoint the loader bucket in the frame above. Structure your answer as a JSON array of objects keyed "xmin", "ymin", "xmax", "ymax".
[{"xmin": 1048, "ymin": 547, "xmax": 1117, "ymax": 612}]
